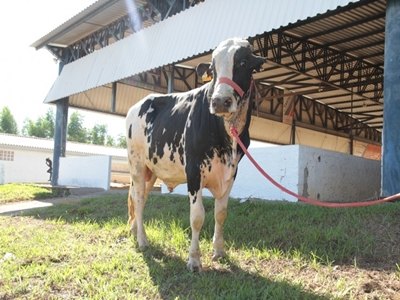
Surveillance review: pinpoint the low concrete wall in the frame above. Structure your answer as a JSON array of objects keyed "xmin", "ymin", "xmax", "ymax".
[
  {"xmin": 0, "ymin": 148, "xmax": 52, "ymax": 184},
  {"xmin": 59, "ymin": 155, "xmax": 111, "ymax": 190},
  {"xmin": 162, "ymin": 144, "xmax": 380, "ymax": 202},
  {"xmin": 297, "ymin": 146, "xmax": 380, "ymax": 202}
]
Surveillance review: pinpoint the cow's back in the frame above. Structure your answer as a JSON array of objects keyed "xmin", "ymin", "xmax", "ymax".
[{"xmin": 126, "ymin": 85, "xmax": 210, "ymax": 188}]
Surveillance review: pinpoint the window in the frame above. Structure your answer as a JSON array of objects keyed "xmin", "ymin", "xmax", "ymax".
[{"xmin": 0, "ymin": 150, "xmax": 14, "ymax": 161}]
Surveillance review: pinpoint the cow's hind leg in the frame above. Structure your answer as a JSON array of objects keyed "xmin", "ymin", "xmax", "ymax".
[
  {"xmin": 128, "ymin": 172, "xmax": 157, "ymax": 235},
  {"xmin": 128, "ymin": 187, "xmax": 136, "ymax": 233},
  {"xmin": 128, "ymin": 164, "xmax": 155, "ymax": 250},
  {"xmin": 187, "ymin": 190, "xmax": 205, "ymax": 272}
]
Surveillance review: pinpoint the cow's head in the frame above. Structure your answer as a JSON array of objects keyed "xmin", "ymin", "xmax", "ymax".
[{"xmin": 198, "ymin": 38, "xmax": 265, "ymax": 118}]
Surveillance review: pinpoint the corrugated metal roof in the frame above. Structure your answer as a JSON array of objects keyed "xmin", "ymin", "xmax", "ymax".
[
  {"xmin": 0, "ymin": 133, "xmax": 127, "ymax": 158},
  {"xmin": 44, "ymin": 0, "xmax": 355, "ymax": 103},
  {"xmin": 287, "ymin": 0, "xmax": 386, "ymax": 66}
]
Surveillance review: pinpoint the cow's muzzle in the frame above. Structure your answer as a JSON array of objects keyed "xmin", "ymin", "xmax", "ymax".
[{"xmin": 210, "ymin": 96, "xmax": 234, "ymax": 114}]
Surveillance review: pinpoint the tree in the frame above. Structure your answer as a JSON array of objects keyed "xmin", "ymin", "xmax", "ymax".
[
  {"xmin": 68, "ymin": 111, "xmax": 88, "ymax": 143},
  {"xmin": 42, "ymin": 109, "xmax": 55, "ymax": 137},
  {"xmin": 106, "ymin": 135, "xmax": 115, "ymax": 147},
  {"xmin": 116, "ymin": 134, "xmax": 127, "ymax": 148},
  {"xmin": 22, "ymin": 108, "xmax": 54, "ymax": 138},
  {"xmin": 0, "ymin": 106, "xmax": 18, "ymax": 134},
  {"xmin": 90, "ymin": 124, "xmax": 107, "ymax": 145}
]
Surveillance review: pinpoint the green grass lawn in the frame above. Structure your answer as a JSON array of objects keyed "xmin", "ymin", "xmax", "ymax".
[
  {"xmin": 0, "ymin": 193, "xmax": 399, "ymax": 299},
  {"xmin": 0, "ymin": 183, "xmax": 60, "ymax": 204}
]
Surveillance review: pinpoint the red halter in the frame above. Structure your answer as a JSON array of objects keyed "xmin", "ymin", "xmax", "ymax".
[{"xmin": 217, "ymin": 77, "xmax": 245, "ymax": 98}]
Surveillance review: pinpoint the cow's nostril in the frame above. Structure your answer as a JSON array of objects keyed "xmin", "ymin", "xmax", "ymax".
[
  {"xmin": 212, "ymin": 100, "xmax": 217, "ymax": 108},
  {"xmin": 224, "ymin": 98, "xmax": 232, "ymax": 107}
]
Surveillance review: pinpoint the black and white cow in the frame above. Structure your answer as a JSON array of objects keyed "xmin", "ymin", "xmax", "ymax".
[{"xmin": 126, "ymin": 38, "xmax": 264, "ymax": 271}]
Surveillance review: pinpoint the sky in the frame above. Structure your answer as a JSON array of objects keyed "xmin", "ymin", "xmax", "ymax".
[{"xmin": 0, "ymin": 0, "xmax": 125, "ymax": 137}]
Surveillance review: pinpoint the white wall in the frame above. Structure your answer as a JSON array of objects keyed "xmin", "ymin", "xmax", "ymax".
[
  {"xmin": 58, "ymin": 156, "xmax": 111, "ymax": 190},
  {"xmin": 162, "ymin": 145, "xmax": 381, "ymax": 203},
  {"xmin": 0, "ymin": 148, "xmax": 52, "ymax": 184},
  {"xmin": 233, "ymin": 146, "xmax": 299, "ymax": 201}
]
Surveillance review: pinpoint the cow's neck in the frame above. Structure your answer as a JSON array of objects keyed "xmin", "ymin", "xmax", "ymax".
[
  {"xmin": 224, "ymin": 93, "xmax": 251, "ymax": 140},
  {"xmin": 225, "ymin": 92, "xmax": 251, "ymax": 177}
]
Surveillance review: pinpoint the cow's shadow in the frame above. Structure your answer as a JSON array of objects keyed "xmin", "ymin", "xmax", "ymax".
[
  {"xmin": 20, "ymin": 192, "xmax": 400, "ymax": 275},
  {"xmin": 141, "ymin": 242, "xmax": 328, "ymax": 300}
]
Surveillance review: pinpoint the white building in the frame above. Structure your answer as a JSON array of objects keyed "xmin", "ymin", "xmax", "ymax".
[{"xmin": 0, "ymin": 133, "xmax": 129, "ymax": 189}]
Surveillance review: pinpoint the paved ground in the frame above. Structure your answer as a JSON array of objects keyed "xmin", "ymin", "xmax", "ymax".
[{"xmin": 0, "ymin": 188, "xmax": 128, "ymax": 216}]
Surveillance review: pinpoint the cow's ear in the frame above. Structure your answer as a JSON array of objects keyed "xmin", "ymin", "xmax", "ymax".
[
  {"xmin": 196, "ymin": 63, "xmax": 213, "ymax": 82},
  {"xmin": 250, "ymin": 55, "xmax": 266, "ymax": 72}
]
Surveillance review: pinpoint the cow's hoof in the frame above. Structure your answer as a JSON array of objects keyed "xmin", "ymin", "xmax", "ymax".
[
  {"xmin": 212, "ymin": 250, "xmax": 226, "ymax": 261},
  {"xmin": 138, "ymin": 244, "xmax": 148, "ymax": 252},
  {"xmin": 137, "ymin": 237, "xmax": 149, "ymax": 251},
  {"xmin": 187, "ymin": 258, "xmax": 202, "ymax": 272},
  {"xmin": 129, "ymin": 224, "xmax": 137, "ymax": 236}
]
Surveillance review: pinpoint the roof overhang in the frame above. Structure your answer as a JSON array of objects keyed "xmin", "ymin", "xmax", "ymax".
[{"xmin": 42, "ymin": 0, "xmax": 356, "ymax": 103}]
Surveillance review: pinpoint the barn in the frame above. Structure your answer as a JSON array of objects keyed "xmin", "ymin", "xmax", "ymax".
[{"xmin": 31, "ymin": 0, "xmax": 399, "ymax": 201}]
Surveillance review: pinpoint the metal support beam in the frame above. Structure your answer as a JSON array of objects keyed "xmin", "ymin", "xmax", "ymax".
[
  {"xmin": 382, "ymin": 0, "xmax": 400, "ymax": 196},
  {"xmin": 111, "ymin": 82, "xmax": 117, "ymax": 112},
  {"xmin": 51, "ymin": 98, "xmax": 69, "ymax": 186},
  {"xmin": 250, "ymin": 32, "xmax": 384, "ymax": 104},
  {"xmin": 290, "ymin": 120, "xmax": 296, "ymax": 144},
  {"xmin": 166, "ymin": 66, "xmax": 175, "ymax": 93}
]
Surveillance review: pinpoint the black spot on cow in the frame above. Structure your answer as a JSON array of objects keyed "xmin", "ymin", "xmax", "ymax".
[
  {"xmin": 128, "ymin": 124, "xmax": 132, "ymax": 139},
  {"xmin": 178, "ymin": 144, "xmax": 185, "ymax": 165}
]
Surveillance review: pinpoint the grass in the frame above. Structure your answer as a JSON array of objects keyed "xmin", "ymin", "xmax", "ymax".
[
  {"xmin": 0, "ymin": 193, "xmax": 399, "ymax": 299},
  {"xmin": 0, "ymin": 183, "xmax": 63, "ymax": 204}
]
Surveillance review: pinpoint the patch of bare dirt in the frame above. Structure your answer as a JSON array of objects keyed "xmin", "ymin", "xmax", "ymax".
[{"xmin": 236, "ymin": 257, "xmax": 400, "ymax": 299}]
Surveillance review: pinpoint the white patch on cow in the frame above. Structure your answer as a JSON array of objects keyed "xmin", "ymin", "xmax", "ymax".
[
  {"xmin": 202, "ymin": 150, "xmax": 241, "ymax": 199},
  {"xmin": 211, "ymin": 38, "xmax": 250, "ymax": 113}
]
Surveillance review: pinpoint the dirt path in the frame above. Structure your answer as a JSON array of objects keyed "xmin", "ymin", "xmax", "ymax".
[{"xmin": 0, "ymin": 188, "xmax": 127, "ymax": 216}]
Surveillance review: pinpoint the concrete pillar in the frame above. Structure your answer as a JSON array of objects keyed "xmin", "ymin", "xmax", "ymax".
[
  {"xmin": 382, "ymin": 0, "xmax": 400, "ymax": 196},
  {"xmin": 51, "ymin": 98, "xmax": 69, "ymax": 186}
]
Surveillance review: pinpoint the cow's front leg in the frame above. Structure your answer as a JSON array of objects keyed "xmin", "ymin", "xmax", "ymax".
[
  {"xmin": 212, "ymin": 194, "xmax": 228, "ymax": 260},
  {"xmin": 187, "ymin": 190, "xmax": 205, "ymax": 272},
  {"xmin": 212, "ymin": 180, "xmax": 233, "ymax": 261}
]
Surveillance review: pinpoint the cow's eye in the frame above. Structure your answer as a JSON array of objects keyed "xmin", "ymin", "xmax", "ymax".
[{"xmin": 239, "ymin": 59, "xmax": 247, "ymax": 67}]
